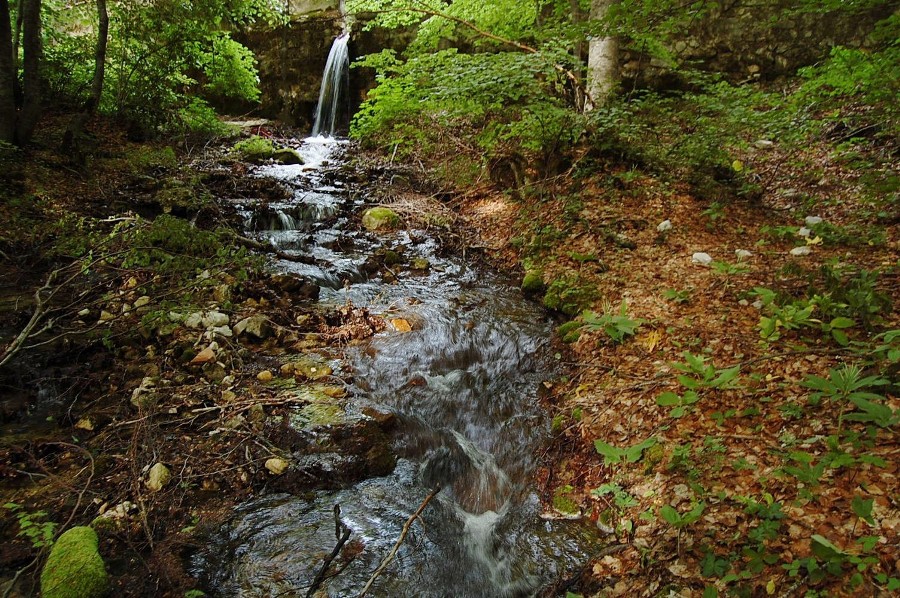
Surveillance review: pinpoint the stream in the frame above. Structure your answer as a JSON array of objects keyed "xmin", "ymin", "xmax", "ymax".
[{"xmin": 194, "ymin": 136, "xmax": 600, "ymax": 597}]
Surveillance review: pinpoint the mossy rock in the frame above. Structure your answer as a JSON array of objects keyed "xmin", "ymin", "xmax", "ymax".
[
  {"xmin": 362, "ymin": 207, "xmax": 401, "ymax": 232},
  {"xmin": 521, "ymin": 270, "xmax": 545, "ymax": 294},
  {"xmin": 273, "ymin": 148, "xmax": 304, "ymax": 165},
  {"xmin": 232, "ymin": 135, "xmax": 275, "ymax": 162},
  {"xmin": 40, "ymin": 526, "xmax": 108, "ymax": 598}
]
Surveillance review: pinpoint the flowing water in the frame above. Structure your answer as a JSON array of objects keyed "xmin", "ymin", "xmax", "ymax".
[
  {"xmin": 311, "ymin": 34, "xmax": 351, "ymax": 137},
  {"xmin": 194, "ymin": 137, "xmax": 600, "ymax": 596}
]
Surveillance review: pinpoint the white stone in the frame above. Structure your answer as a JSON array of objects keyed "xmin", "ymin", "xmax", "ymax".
[
  {"xmin": 753, "ymin": 139, "xmax": 774, "ymax": 149},
  {"xmin": 735, "ymin": 249, "xmax": 752, "ymax": 260},
  {"xmin": 804, "ymin": 216, "xmax": 823, "ymax": 226},
  {"xmin": 146, "ymin": 463, "xmax": 171, "ymax": 492},
  {"xmin": 656, "ymin": 219, "xmax": 672, "ymax": 232},
  {"xmin": 133, "ymin": 296, "xmax": 151, "ymax": 308},
  {"xmin": 691, "ymin": 252, "xmax": 713, "ymax": 266},
  {"xmin": 184, "ymin": 312, "xmax": 203, "ymax": 329},
  {"xmin": 201, "ymin": 311, "xmax": 230, "ymax": 328},
  {"xmin": 790, "ymin": 246, "xmax": 812, "ymax": 256},
  {"xmin": 798, "ymin": 227, "xmax": 811, "ymax": 238},
  {"xmin": 208, "ymin": 325, "xmax": 233, "ymax": 338}
]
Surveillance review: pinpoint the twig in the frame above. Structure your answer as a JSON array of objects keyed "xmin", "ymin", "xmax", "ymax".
[
  {"xmin": 306, "ymin": 508, "xmax": 352, "ymax": 598},
  {"xmin": 358, "ymin": 486, "xmax": 441, "ymax": 597}
]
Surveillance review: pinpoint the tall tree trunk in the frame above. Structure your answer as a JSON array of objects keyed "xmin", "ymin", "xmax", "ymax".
[
  {"xmin": 586, "ymin": 0, "xmax": 619, "ymax": 109},
  {"xmin": 0, "ymin": 0, "xmax": 16, "ymax": 142},
  {"xmin": 90, "ymin": 0, "xmax": 108, "ymax": 108},
  {"xmin": 63, "ymin": 0, "xmax": 108, "ymax": 154},
  {"xmin": 15, "ymin": 0, "xmax": 41, "ymax": 145}
]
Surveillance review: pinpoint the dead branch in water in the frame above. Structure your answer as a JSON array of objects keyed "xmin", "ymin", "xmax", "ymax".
[
  {"xmin": 358, "ymin": 486, "xmax": 442, "ymax": 597},
  {"xmin": 306, "ymin": 505, "xmax": 353, "ymax": 598}
]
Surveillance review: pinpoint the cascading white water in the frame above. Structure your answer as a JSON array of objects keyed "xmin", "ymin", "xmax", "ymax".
[{"xmin": 311, "ymin": 33, "xmax": 350, "ymax": 137}]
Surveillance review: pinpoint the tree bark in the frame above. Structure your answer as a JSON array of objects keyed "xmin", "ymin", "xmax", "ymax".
[
  {"xmin": 16, "ymin": 0, "xmax": 41, "ymax": 145},
  {"xmin": 586, "ymin": 0, "xmax": 619, "ymax": 109},
  {"xmin": 63, "ymin": 0, "xmax": 108, "ymax": 154},
  {"xmin": 0, "ymin": 0, "xmax": 16, "ymax": 142}
]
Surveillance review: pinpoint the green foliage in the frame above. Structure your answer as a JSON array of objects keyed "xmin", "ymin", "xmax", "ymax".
[
  {"xmin": 3, "ymin": 503, "xmax": 57, "ymax": 549},
  {"xmin": 663, "ymin": 288, "xmax": 692, "ymax": 305},
  {"xmin": 594, "ymin": 436, "xmax": 658, "ymax": 466},
  {"xmin": 803, "ymin": 365, "xmax": 896, "ymax": 429},
  {"xmin": 660, "ymin": 501, "xmax": 706, "ymax": 529},
  {"xmin": 42, "ymin": 0, "xmax": 282, "ymax": 135},
  {"xmin": 656, "ymin": 389, "xmax": 700, "ymax": 418},
  {"xmin": 579, "ymin": 301, "xmax": 643, "ymax": 344},
  {"xmin": 671, "ymin": 352, "xmax": 741, "ymax": 391},
  {"xmin": 591, "ymin": 482, "xmax": 640, "ymax": 508}
]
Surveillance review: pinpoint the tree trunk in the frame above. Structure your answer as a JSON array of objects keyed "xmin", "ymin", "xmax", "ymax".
[
  {"xmin": 0, "ymin": 0, "xmax": 16, "ymax": 142},
  {"xmin": 90, "ymin": 0, "xmax": 108, "ymax": 108},
  {"xmin": 15, "ymin": 0, "xmax": 41, "ymax": 145},
  {"xmin": 63, "ymin": 0, "xmax": 108, "ymax": 154},
  {"xmin": 586, "ymin": 0, "xmax": 619, "ymax": 109}
]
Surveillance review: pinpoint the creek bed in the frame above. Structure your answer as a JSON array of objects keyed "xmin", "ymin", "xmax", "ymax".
[{"xmin": 194, "ymin": 137, "xmax": 600, "ymax": 597}]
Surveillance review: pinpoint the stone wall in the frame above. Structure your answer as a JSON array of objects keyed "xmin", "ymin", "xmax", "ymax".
[{"xmin": 623, "ymin": 2, "xmax": 895, "ymax": 84}]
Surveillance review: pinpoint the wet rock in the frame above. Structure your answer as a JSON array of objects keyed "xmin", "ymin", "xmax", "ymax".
[
  {"xmin": 270, "ymin": 274, "xmax": 320, "ymax": 300},
  {"xmin": 265, "ymin": 457, "xmax": 289, "ymax": 475},
  {"xmin": 273, "ymin": 148, "xmax": 304, "ymax": 165},
  {"xmin": 146, "ymin": 463, "xmax": 171, "ymax": 492},
  {"xmin": 382, "ymin": 249, "xmax": 402, "ymax": 266},
  {"xmin": 411, "ymin": 257, "xmax": 430, "ymax": 271},
  {"xmin": 292, "ymin": 356, "xmax": 333, "ymax": 380},
  {"xmin": 362, "ymin": 207, "xmax": 400, "ymax": 231},
  {"xmin": 40, "ymin": 526, "xmax": 108, "ymax": 598},
  {"xmin": 234, "ymin": 314, "xmax": 273, "ymax": 339}
]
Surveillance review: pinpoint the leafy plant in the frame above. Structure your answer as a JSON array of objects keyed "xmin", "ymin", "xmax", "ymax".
[
  {"xmin": 579, "ymin": 301, "xmax": 644, "ymax": 344},
  {"xmin": 656, "ymin": 390, "xmax": 700, "ymax": 418},
  {"xmin": 594, "ymin": 436, "xmax": 658, "ymax": 466},
  {"xmin": 662, "ymin": 288, "xmax": 692, "ymax": 304},
  {"xmin": 3, "ymin": 503, "xmax": 57, "ymax": 549},
  {"xmin": 591, "ymin": 482, "xmax": 639, "ymax": 508},
  {"xmin": 803, "ymin": 365, "xmax": 895, "ymax": 430},
  {"xmin": 660, "ymin": 501, "xmax": 706, "ymax": 529},
  {"xmin": 671, "ymin": 352, "xmax": 741, "ymax": 391}
]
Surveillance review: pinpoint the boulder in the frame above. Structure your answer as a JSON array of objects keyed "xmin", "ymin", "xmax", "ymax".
[
  {"xmin": 362, "ymin": 207, "xmax": 400, "ymax": 232},
  {"xmin": 273, "ymin": 148, "xmax": 304, "ymax": 165},
  {"xmin": 40, "ymin": 526, "xmax": 108, "ymax": 598}
]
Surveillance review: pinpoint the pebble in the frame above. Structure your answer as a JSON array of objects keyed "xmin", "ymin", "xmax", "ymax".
[{"xmin": 691, "ymin": 252, "xmax": 713, "ymax": 266}]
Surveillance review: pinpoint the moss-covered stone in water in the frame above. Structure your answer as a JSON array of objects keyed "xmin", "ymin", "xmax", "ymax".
[
  {"xmin": 40, "ymin": 526, "xmax": 108, "ymax": 598},
  {"xmin": 521, "ymin": 270, "xmax": 545, "ymax": 294},
  {"xmin": 362, "ymin": 207, "xmax": 400, "ymax": 231},
  {"xmin": 273, "ymin": 148, "xmax": 304, "ymax": 165},
  {"xmin": 232, "ymin": 135, "xmax": 275, "ymax": 162}
]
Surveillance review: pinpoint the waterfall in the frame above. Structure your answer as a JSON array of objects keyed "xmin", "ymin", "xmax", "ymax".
[{"xmin": 311, "ymin": 33, "xmax": 350, "ymax": 138}]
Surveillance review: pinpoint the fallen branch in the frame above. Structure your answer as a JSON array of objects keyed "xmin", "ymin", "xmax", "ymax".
[
  {"xmin": 233, "ymin": 233, "xmax": 318, "ymax": 264},
  {"xmin": 306, "ymin": 505, "xmax": 353, "ymax": 598},
  {"xmin": 358, "ymin": 486, "xmax": 441, "ymax": 597}
]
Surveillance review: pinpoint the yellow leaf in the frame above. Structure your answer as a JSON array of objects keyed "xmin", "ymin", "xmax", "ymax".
[
  {"xmin": 640, "ymin": 330, "xmax": 663, "ymax": 352},
  {"xmin": 732, "ymin": 160, "xmax": 744, "ymax": 172},
  {"xmin": 806, "ymin": 235, "xmax": 823, "ymax": 246},
  {"xmin": 766, "ymin": 579, "xmax": 776, "ymax": 595},
  {"xmin": 391, "ymin": 318, "xmax": 412, "ymax": 333}
]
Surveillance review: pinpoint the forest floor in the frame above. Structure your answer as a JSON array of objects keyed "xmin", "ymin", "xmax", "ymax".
[
  {"xmin": 435, "ymin": 137, "xmax": 900, "ymax": 596},
  {"xmin": 0, "ymin": 113, "xmax": 897, "ymax": 598}
]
